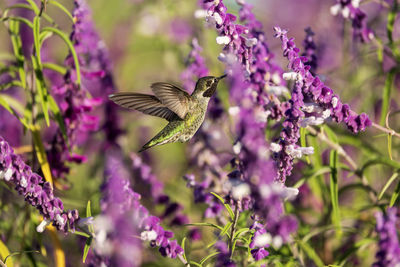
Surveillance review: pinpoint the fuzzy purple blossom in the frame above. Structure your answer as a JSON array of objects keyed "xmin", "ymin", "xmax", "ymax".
[
  {"xmin": 0, "ymin": 135, "xmax": 79, "ymax": 233},
  {"xmin": 330, "ymin": 0, "xmax": 374, "ymax": 42},
  {"xmin": 302, "ymin": 27, "xmax": 318, "ymax": 74},
  {"xmin": 89, "ymin": 148, "xmax": 183, "ymax": 265},
  {"xmin": 273, "ymin": 26, "xmax": 371, "ymax": 181},
  {"xmin": 373, "ymin": 208, "xmax": 400, "ymax": 267}
]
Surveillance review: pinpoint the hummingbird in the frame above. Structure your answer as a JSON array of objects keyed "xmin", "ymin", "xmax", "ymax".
[{"xmin": 109, "ymin": 75, "xmax": 226, "ymax": 152}]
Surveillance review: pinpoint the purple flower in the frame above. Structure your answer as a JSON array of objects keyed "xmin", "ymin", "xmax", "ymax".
[
  {"xmin": 0, "ymin": 135, "xmax": 79, "ymax": 233},
  {"xmin": 330, "ymin": 0, "xmax": 374, "ymax": 42},
  {"xmin": 180, "ymin": 38, "xmax": 210, "ymax": 92},
  {"xmin": 90, "ymin": 148, "xmax": 183, "ymax": 265},
  {"xmin": 214, "ymin": 241, "xmax": 236, "ymax": 267},
  {"xmin": 302, "ymin": 27, "xmax": 318, "ymax": 74},
  {"xmin": 273, "ymin": 26, "xmax": 371, "ymax": 181},
  {"xmin": 373, "ymin": 208, "xmax": 400, "ymax": 267}
]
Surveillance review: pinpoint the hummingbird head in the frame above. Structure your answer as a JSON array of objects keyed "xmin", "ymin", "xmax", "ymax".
[{"xmin": 193, "ymin": 74, "xmax": 227, "ymax": 98}]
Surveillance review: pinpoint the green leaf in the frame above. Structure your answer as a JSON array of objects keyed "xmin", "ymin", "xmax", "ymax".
[
  {"xmin": 31, "ymin": 55, "xmax": 50, "ymax": 126},
  {"xmin": 25, "ymin": 0, "xmax": 40, "ymax": 14},
  {"xmin": 0, "ymin": 239, "xmax": 14, "ymax": 267},
  {"xmin": 8, "ymin": 20, "xmax": 27, "ymax": 89},
  {"xmin": 0, "ymin": 80, "xmax": 23, "ymax": 91},
  {"xmin": 0, "ymin": 94, "xmax": 29, "ymax": 128},
  {"xmin": 86, "ymin": 200, "xmax": 94, "ymax": 234},
  {"xmin": 199, "ymin": 251, "xmax": 220, "ymax": 265},
  {"xmin": 32, "ymin": 15, "xmax": 51, "ymax": 126},
  {"xmin": 390, "ymin": 179, "xmax": 400, "ymax": 207},
  {"xmin": 42, "ymin": 62, "xmax": 67, "ymax": 75},
  {"xmin": 378, "ymin": 172, "xmax": 399, "ymax": 200},
  {"xmin": 330, "ymin": 150, "xmax": 341, "ymax": 236},
  {"xmin": 180, "ymin": 237, "xmax": 187, "ymax": 262},
  {"xmin": 86, "ymin": 200, "xmax": 92, "ymax": 217},
  {"xmin": 380, "ymin": 69, "xmax": 395, "ymax": 126},
  {"xmin": 47, "ymin": 0, "xmax": 74, "ymax": 22},
  {"xmin": 82, "ymin": 237, "xmax": 92, "ymax": 263},
  {"xmin": 300, "ymin": 127, "xmax": 310, "ymax": 164},
  {"xmin": 48, "ymin": 95, "xmax": 67, "ymax": 143},
  {"xmin": 184, "ymin": 223, "xmax": 224, "ymax": 232},
  {"xmin": 41, "ymin": 27, "xmax": 81, "ymax": 85},
  {"xmin": 31, "ymin": 125, "xmax": 53, "ymax": 185},
  {"xmin": 189, "ymin": 261, "xmax": 202, "ymax": 267},
  {"xmin": 233, "ymin": 227, "xmax": 250, "ymax": 239},
  {"xmin": 211, "ymin": 192, "xmax": 234, "ymax": 220},
  {"xmin": 297, "ymin": 240, "xmax": 324, "ymax": 267},
  {"xmin": 360, "ymin": 158, "xmax": 400, "ymax": 174},
  {"xmin": 220, "ymin": 222, "xmax": 232, "ymax": 237}
]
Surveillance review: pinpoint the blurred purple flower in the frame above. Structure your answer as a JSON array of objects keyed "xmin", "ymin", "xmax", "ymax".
[
  {"xmin": 0, "ymin": 135, "xmax": 79, "ymax": 233},
  {"xmin": 302, "ymin": 27, "xmax": 318, "ymax": 74},
  {"xmin": 373, "ymin": 208, "xmax": 400, "ymax": 267},
  {"xmin": 89, "ymin": 148, "xmax": 183, "ymax": 265},
  {"xmin": 330, "ymin": 0, "xmax": 374, "ymax": 42},
  {"xmin": 214, "ymin": 241, "xmax": 236, "ymax": 267},
  {"xmin": 168, "ymin": 18, "xmax": 193, "ymax": 43}
]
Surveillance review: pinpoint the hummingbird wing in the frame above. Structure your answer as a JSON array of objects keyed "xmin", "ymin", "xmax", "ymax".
[
  {"xmin": 150, "ymin": 82, "xmax": 191, "ymax": 119},
  {"xmin": 109, "ymin": 92, "xmax": 178, "ymax": 121}
]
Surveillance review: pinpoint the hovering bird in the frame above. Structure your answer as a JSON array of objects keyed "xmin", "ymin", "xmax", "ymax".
[{"xmin": 109, "ymin": 75, "xmax": 226, "ymax": 152}]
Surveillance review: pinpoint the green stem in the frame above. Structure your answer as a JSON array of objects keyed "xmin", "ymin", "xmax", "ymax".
[{"xmin": 229, "ymin": 202, "xmax": 240, "ymax": 259}]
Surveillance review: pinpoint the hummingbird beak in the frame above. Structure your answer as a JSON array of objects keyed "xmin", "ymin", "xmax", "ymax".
[{"xmin": 217, "ymin": 74, "xmax": 227, "ymax": 80}]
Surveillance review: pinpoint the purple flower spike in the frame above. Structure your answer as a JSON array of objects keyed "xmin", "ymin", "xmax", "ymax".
[
  {"xmin": 373, "ymin": 208, "xmax": 400, "ymax": 267},
  {"xmin": 90, "ymin": 148, "xmax": 183, "ymax": 265},
  {"xmin": 0, "ymin": 136, "xmax": 79, "ymax": 233},
  {"xmin": 273, "ymin": 27, "xmax": 371, "ymax": 181}
]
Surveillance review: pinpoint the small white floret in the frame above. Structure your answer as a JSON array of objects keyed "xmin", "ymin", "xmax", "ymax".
[
  {"xmin": 254, "ymin": 233, "xmax": 272, "ymax": 247},
  {"xmin": 330, "ymin": 4, "xmax": 341, "ymax": 16},
  {"xmin": 4, "ymin": 168, "xmax": 13, "ymax": 181},
  {"xmin": 216, "ymin": 36, "xmax": 231, "ymax": 45},
  {"xmin": 322, "ymin": 109, "xmax": 331, "ymax": 119},
  {"xmin": 232, "ymin": 183, "xmax": 250, "ymax": 200},
  {"xmin": 213, "ymin": 12, "xmax": 223, "ymax": 25},
  {"xmin": 20, "ymin": 176, "xmax": 28, "ymax": 188},
  {"xmin": 331, "ymin": 97, "xmax": 338, "ymax": 108},
  {"xmin": 233, "ymin": 142, "xmax": 242, "ymax": 155},
  {"xmin": 141, "ymin": 230, "xmax": 158, "ymax": 241},
  {"xmin": 229, "ymin": 106, "xmax": 240, "ymax": 116},
  {"xmin": 282, "ymin": 72, "xmax": 298, "ymax": 81},
  {"xmin": 342, "ymin": 6, "xmax": 350, "ymax": 18},
  {"xmin": 194, "ymin": 9, "xmax": 208, "ymax": 19},
  {"xmin": 272, "ymin": 235, "xmax": 283, "ymax": 249},
  {"xmin": 270, "ymin": 143, "xmax": 281, "ymax": 153},
  {"xmin": 282, "ymin": 187, "xmax": 299, "ymax": 201},
  {"xmin": 245, "ymin": 38, "xmax": 258, "ymax": 47},
  {"xmin": 36, "ymin": 220, "xmax": 51, "ymax": 233}
]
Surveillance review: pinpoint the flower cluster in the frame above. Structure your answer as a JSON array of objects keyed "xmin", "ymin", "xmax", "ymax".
[
  {"xmin": 330, "ymin": 0, "xmax": 374, "ymax": 42},
  {"xmin": 47, "ymin": 0, "xmax": 104, "ymax": 180},
  {"xmin": 131, "ymin": 153, "xmax": 191, "ymax": 227},
  {"xmin": 273, "ymin": 27, "xmax": 371, "ymax": 181},
  {"xmin": 89, "ymin": 148, "xmax": 183, "ymax": 265},
  {"xmin": 373, "ymin": 208, "xmax": 400, "ymax": 267},
  {"xmin": 0, "ymin": 136, "xmax": 79, "ymax": 233},
  {"xmin": 199, "ymin": 0, "xmax": 300, "ymax": 255}
]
